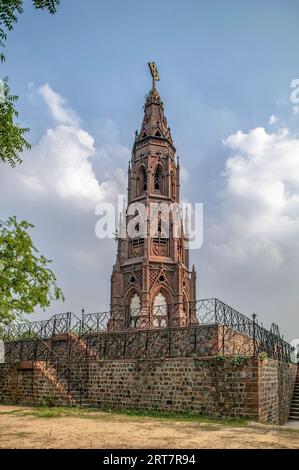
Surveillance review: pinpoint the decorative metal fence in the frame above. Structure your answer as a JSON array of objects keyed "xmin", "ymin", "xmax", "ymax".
[
  {"xmin": 1, "ymin": 312, "xmax": 74, "ymax": 341},
  {"xmin": 0, "ymin": 298, "xmax": 294, "ymax": 363}
]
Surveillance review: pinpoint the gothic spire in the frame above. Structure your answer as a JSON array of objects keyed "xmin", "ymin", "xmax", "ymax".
[{"xmin": 136, "ymin": 62, "xmax": 173, "ymax": 145}]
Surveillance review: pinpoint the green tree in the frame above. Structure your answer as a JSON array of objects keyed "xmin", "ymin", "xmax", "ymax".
[
  {"xmin": 0, "ymin": 1, "xmax": 64, "ymax": 323},
  {"xmin": 0, "ymin": 0, "xmax": 60, "ymax": 165},
  {"xmin": 0, "ymin": 77, "xmax": 30, "ymax": 166},
  {"xmin": 0, "ymin": 217, "xmax": 64, "ymax": 325}
]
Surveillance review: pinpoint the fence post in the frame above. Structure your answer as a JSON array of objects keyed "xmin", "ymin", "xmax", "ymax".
[
  {"xmin": 67, "ymin": 312, "xmax": 71, "ymax": 333},
  {"xmin": 20, "ymin": 341, "xmax": 24, "ymax": 362},
  {"xmin": 34, "ymin": 339, "xmax": 38, "ymax": 361},
  {"xmin": 52, "ymin": 317, "xmax": 57, "ymax": 337},
  {"xmin": 123, "ymin": 332, "xmax": 127, "ymax": 358},
  {"xmin": 103, "ymin": 333, "xmax": 107, "ymax": 359},
  {"xmin": 252, "ymin": 313, "xmax": 257, "ymax": 356},
  {"xmin": 81, "ymin": 309, "xmax": 85, "ymax": 336},
  {"xmin": 214, "ymin": 299, "xmax": 218, "ymax": 323},
  {"xmin": 145, "ymin": 330, "xmax": 149, "ymax": 358}
]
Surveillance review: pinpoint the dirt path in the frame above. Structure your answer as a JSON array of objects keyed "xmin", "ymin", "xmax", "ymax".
[{"xmin": 0, "ymin": 405, "xmax": 299, "ymax": 449}]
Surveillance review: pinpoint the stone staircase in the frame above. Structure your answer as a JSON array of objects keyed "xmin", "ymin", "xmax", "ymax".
[
  {"xmin": 2, "ymin": 332, "xmax": 99, "ymax": 407},
  {"xmin": 43, "ymin": 335, "xmax": 98, "ymax": 407},
  {"xmin": 1, "ymin": 311, "xmax": 101, "ymax": 407},
  {"xmin": 289, "ymin": 368, "xmax": 299, "ymax": 421}
]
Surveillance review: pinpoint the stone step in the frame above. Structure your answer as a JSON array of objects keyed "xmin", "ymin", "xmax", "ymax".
[{"xmin": 289, "ymin": 416, "xmax": 299, "ymax": 421}]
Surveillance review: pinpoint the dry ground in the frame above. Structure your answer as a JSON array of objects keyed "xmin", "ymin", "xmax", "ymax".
[{"xmin": 0, "ymin": 404, "xmax": 299, "ymax": 449}]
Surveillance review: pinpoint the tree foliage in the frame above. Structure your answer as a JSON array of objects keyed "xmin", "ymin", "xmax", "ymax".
[
  {"xmin": 0, "ymin": 77, "xmax": 31, "ymax": 166},
  {"xmin": 0, "ymin": 0, "xmax": 60, "ymax": 164},
  {"xmin": 0, "ymin": 0, "xmax": 60, "ymax": 61},
  {"xmin": 0, "ymin": 217, "xmax": 64, "ymax": 324}
]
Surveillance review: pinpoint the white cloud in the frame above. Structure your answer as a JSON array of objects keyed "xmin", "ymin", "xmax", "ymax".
[
  {"xmin": 18, "ymin": 125, "xmax": 104, "ymax": 205},
  {"xmin": 15, "ymin": 84, "xmax": 129, "ymax": 208},
  {"xmin": 38, "ymin": 83, "xmax": 80, "ymax": 126},
  {"xmin": 212, "ymin": 126, "xmax": 299, "ymax": 269},
  {"xmin": 269, "ymin": 114, "xmax": 278, "ymax": 125},
  {"xmin": 0, "ymin": 83, "xmax": 132, "ymax": 316}
]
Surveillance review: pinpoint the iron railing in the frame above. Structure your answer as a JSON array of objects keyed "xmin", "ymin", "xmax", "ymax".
[
  {"xmin": 18, "ymin": 338, "xmax": 85, "ymax": 404},
  {"xmin": 1, "ymin": 312, "xmax": 74, "ymax": 341},
  {"xmin": 0, "ymin": 312, "xmax": 87, "ymax": 404},
  {"xmin": 0, "ymin": 298, "xmax": 294, "ymax": 363}
]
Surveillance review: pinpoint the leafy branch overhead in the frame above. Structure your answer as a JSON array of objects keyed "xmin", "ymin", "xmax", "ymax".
[
  {"xmin": 0, "ymin": 0, "xmax": 61, "ymax": 165},
  {"xmin": 0, "ymin": 0, "xmax": 60, "ymax": 62},
  {"xmin": 0, "ymin": 217, "xmax": 64, "ymax": 324},
  {"xmin": 0, "ymin": 77, "xmax": 31, "ymax": 166}
]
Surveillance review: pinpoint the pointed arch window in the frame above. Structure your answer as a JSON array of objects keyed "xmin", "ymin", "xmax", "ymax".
[
  {"xmin": 143, "ymin": 172, "xmax": 147, "ymax": 191},
  {"xmin": 154, "ymin": 166, "xmax": 162, "ymax": 192},
  {"xmin": 152, "ymin": 292, "xmax": 168, "ymax": 328},
  {"xmin": 129, "ymin": 293, "xmax": 141, "ymax": 328},
  {"xmin": 153, "ymin": 210, "xmax": 167, "ymax": 247},
  {"xmin": 170, "ymin": 171, "xmax": 175, "ymax": 199},
  {"xmin": 138, "ymin": 166, "xmax": 147, "ymax": 195}
]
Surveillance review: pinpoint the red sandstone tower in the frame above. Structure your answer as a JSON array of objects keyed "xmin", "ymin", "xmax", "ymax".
[{"xmin": 110, "ymin": 63, "xmax": 197, "ymax": 329}]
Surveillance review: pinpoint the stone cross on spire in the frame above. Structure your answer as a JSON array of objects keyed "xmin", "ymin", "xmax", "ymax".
[{"xmin": 148, "ymin": 62, "xmax": 160, "ymax": 89}]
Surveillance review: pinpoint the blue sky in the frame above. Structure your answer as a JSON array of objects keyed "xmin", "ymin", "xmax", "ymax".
[{"xmin": 1, "ymin": 0, "xmax": 299, "ymax": 339}]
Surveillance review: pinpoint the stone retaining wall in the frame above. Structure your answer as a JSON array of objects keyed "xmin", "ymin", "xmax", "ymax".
[{"xmin": 0, "ymin": 356, "xmax": 296, "ymax": 424}]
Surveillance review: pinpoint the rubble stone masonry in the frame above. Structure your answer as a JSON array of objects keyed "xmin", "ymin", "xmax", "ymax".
[{"xmin": 0, "ymin": 357, "xmax": 297, "ymax": 424}]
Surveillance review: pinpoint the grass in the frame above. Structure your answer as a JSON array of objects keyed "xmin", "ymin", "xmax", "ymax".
[
  {"xmin": 0, "ymin": 404, "xmax": 249, "ymax": 426},
  {"xmin": 0, "ymin": 406, "xmax": 90, "ymax": 419},
  {"xmin": 14, "ymin": 431, "xmax": 33, "ymax": 439},
  {"xmin": 100, "ymin": 407, "xmax": 249, "ymax": 426}
]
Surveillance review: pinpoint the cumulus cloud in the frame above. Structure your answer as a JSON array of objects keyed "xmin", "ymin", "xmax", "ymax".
[
  {"xmin": 14, "ymin": 84, "xmax": 129, "ymax": 208},
  {"xmin": 209, "ymin": 126, "xmax": 299, "ymax": 269},
  {"xmin": 18, "ymin": 125, "xmax": 105, "ymax": 205},
  {"xmin": 0, "ymin": 83, "xmax": 132, "ymax": 316},
  {"xmin": 38, "ymin": 83, "xmax": 80, "ymax": 126}
]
